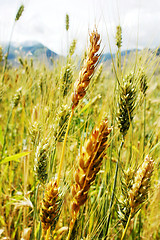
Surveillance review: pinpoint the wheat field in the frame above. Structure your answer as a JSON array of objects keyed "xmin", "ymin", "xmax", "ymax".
[{"xmin": 0, "ymin": 6, "xmax": 160, "ymax": 240}]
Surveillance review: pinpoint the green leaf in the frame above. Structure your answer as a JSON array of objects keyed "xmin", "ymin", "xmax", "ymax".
[{"xmin": 0, "ymin": 152, "xmax": 30, "ymax": 164}]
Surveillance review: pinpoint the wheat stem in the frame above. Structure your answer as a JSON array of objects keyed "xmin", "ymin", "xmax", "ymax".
[
  {"xmin": 1, "ymin": 22, "xmax": 15, "ymax": 85},
  {"xmin": 57, "ymin": 109, "xmax": 74, "ymax": 186},
  {"xmin": 143, "ymin": 97, "xmax": 146, "ymax": 158},
  {"xmin": 105, "ymin": 140, "xmax": 124, "ymax": 238},
  {"xmin": 1, "ymin": 108, "xmax": 13, "ymax": 160},
  {"xmin": 33, "ymin": 184, "xmax": 39, "ymax": 239},
  {"xmin": 128, "ymin": 121, "xmax": 133, "ymax": 167},
  {"xmin": 1, "ymin": 5, "xmax": 24, "ymax": 84},
  {"xmin": 121, "ymin": 208, "xmax": 133, "ymax": 240}
]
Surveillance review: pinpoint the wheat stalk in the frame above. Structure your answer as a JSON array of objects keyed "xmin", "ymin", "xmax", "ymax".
[
  {"xmin": 1, "ymin": 5, "xmax": 24, "ymax": 85},
  {"xmin": 1, "ymin": 88, "xmax": 22, "ymax": 160},
  {"xmin": 66, "ymin": 119, "xmax": 112, "ymax": 240},
  {"xmin": 138, "ymin": 68, "xmax": 148, "ymax": 157},
  {"xmin": 105, "ymin": 74, "xmax": 137, "ymax": 238}
]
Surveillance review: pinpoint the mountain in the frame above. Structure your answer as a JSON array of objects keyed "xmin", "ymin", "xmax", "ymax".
[
  {"xmin": 1, "ymin": 41, "xmax": 59, "ymax": 67},
  {"xmin": 101, "ymin": 49, "xmax": 139, "ymax": 62},
  {"xmin": 0, "ymin": 41, "xmax": 144, "ymax": 68}
]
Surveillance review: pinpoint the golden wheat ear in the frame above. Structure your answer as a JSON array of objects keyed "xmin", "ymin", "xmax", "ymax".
[
  {"xmin": 40, "ymin": 180, "xmax": 63, "ymax": 234},
  {"xmin": 71, "ymin": 119, "xmax": 112, "ymax": 216},
  {"xmin": 120, "ymin": 155, "xmax": 154, "ymax": 240},
  {"xmin": 129, "ymin": 155, "xmax": 154, "ymax": 210},
  {"xmin": 119, "ymin": 156, "xmax": 154, "ymax": 226},
  {"xmin": 66, "ymin": 119, "xmax": 112, "ymax": 240},
  {"xmin": 71, "ymin": 28, "xmax": 101, "ymax": 110}
]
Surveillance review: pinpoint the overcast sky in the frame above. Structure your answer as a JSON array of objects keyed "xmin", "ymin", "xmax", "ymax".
[{"xmin": 0, "ymin": 0, "xmax": 160, "ymax": 55}]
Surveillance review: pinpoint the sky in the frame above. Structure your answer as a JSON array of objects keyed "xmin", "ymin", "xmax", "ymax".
[{"xmin": 0, "ymin": 0, "xmax": 160, "ymax": 55}]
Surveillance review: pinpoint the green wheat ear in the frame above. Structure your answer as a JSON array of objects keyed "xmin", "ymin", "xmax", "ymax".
[
  {"xmin": 118, "ymin": 168, "xmax": 135, "ymax": 227},
  {"xmin": 19, "ymin": 57, "xmax": 24, "ymax": 67},
  {"xmin": 116, "ymin": 25, "xmax": 122, "ymax": 49},
  {"xmin": 62, "ymin": 64, "xmax": 73, "ymax": 97},
  {"xmin": 138, "ymin": 69, "xmax": 148, "ymax": 96},
  {"xmin": 65, "ymin": 13, "xmax": 69, "ymax": 31},
  {"xmin": 117, "ymin": 72, "xmax": 137, "ymax": 137},
  {"xmin": 92, "ymin": 63, "xmax": 103, "ymax": 85},
  {"xmin": 15, "ymin": 5, "xmax": 24, "ymax": 21},
  {"xmin": 11, "ymin": 87, "xmax": 22, "ymax": 108},
  {"xmin": 69, "ymin": 39, "xmax": 77, "ymax": 56},
  {"xmin": 29, "ymin": 121, "xmax": 41, "ymax": 146},
  {"xmin": 35, "ymin": 140, "xmax": 49, "ymax": 184},
  {"xmin": 54, "ymin": 105, "xmax": 71, "ymax": 142}
]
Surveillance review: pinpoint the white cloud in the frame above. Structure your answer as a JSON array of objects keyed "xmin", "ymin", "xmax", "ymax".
[{"xmin": 0, "ymin": 0, "xmax": 160, "ymax": 55}]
